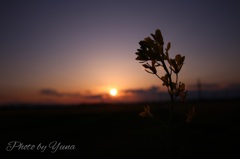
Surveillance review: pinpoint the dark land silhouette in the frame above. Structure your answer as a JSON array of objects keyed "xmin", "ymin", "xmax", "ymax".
[{"xmin": 0, "ymin": 99, "xmax": 240, "ymax": 158}]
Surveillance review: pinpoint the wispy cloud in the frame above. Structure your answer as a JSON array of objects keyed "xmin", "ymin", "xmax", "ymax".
[
  {"xmin": 84, "ymin": 94, "xmax": 104, "ymax": 100},
  {"xmin": 124, "ymin": 86, "xmax": 160, "ymax": 95},
  {"xmin": 123, "ymin": 86, "xmax": 169, "ymax": 101},
  {"xmin": 39, "ymin": 88, "xmax": 104, "ymax": 100},
  {"xmin": 188, "ymin": 83, "xmax": 220, "ymax": 90},
  {"xmin": 188, "ymin": 82, "xmax": 240, "ymax": 91},
  {"xmin": 39, "ymin": 89, "xmax": 80, "ymax": 97}
]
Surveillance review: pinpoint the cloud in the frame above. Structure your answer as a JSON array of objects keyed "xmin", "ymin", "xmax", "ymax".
[
  {"xmin": 227, "ymin": 83, "xmax": 240, "ymax": 90},
  {"xmin": 40, "ymin": 89, "xmax": 62, "ymax": 97},
  {"xmin": 39, "ymin": 88, "xmax": 104, "ymax": 100},
  {"xmin": 188, "ymin": 83, "xmax": 220, "ymax": 90},
  {"xmin": 124, "ymin": 86, "xmax": 159, "ymax": 95},
  {"xmin": 39, "ymin": 89, "xmax": 80, "ymax": 97},
  {"xmin": 84, "ymin": 94, "xmax": 104, "ymax": 100},
  {"xmin": 123, "ymin": 86, "xmax": 169, "ymax": 101}
]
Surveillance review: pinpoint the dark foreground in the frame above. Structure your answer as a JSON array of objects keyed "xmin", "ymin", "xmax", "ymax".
[{"xmin": 0, "ymin": 100, "xmax": 240, "ymax": 159}]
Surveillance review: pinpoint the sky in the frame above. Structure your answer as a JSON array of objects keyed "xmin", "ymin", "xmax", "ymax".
[{"xmin": 0, "ymin": 0, "xmax": 240, "ymax": 105}]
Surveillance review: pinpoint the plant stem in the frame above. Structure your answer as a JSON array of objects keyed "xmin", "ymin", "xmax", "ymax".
[
  {"xmin": 159, "ymin": 59, "xmax": 176, "ymax": 159},
  {"xmin": 176, "ymin": 73, "xmax": 178, "ymax": 84},
  {"xmin": 160, "ymin": 59, "xmax": 175, "ymax": 121}
]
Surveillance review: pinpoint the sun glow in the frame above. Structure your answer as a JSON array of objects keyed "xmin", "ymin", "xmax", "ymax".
[{"xmin": 110, "ymin": 88, "xmax": 118, "ymax": 96}]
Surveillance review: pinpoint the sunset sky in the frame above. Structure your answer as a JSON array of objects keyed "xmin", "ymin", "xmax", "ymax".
[{"xmin": 0, "ymin": 0, "xmax": 240, "ymax": 105}]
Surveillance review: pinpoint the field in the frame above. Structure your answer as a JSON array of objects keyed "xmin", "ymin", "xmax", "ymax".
[{"xmin": 0, "ymin": 99, "xmax": 240, "ymax": 159}]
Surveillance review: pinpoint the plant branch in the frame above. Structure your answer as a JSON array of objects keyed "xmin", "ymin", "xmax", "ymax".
[{"xmin": 155, "ymin": 73, "xmax": 162, "ymax": 80}]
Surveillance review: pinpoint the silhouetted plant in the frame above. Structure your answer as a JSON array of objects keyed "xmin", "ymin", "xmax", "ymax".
[{"xmin": 136, "ymin": 29, "xmax": 195, "ymax": 159}]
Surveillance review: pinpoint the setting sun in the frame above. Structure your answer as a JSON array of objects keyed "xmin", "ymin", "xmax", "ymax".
[{"xmin": 110, "ymin": 88, "xmax": 118, "ymax": 96}]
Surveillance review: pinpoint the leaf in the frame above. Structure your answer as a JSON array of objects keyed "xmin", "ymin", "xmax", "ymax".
[
  {"xmin": 160, "ymin": 75, "xmax": 167, "ymax": 82},
  {"xmin": 179, "ymin": 82, "xmax": 185, "ymax": 91},
  {"xmin": 139, "ymin": 111, "xmax": 147, "ymax": 117},
  {"xmin": 142, "ymin": 62, "xmax": 157, "ymax": 74},
  {"xmin": 145, "ymin": 69, "xmax": 154, "ymax": 74},
  {"xmin": 175, "ymin": 54, "xmax": 181, "ymax": 63},
  {"xmin": 139, "ymin": 105, "xmax": 154, "ymax": 117},
  {"xmin": 149, "ymin": 67, "xmax": 157, "ymax": 74},
  {"xmin": 145, "ymin": 37, "xmax": 154, "ymax": 46},
  {"xmin": 155, "ymin": 29, "xmax": 164, "ymax": 45},
  {"xmin": 160, "ymin": 74, "xmax": 169, "ymax": 86},
  {"xmin": 135, "ymin": 48, "xmax": 149, "ymax": 62},
  {"xmin": 158, "ymin": 44, "xmax": 164, "ymax": 56},
  {"xmin": 179, "ymin": 90, "xmax": 187, "ymax": 101},
  {"xmin": 151, "ymin": 33, "xmax": 157, "ymax": 42},
  {"xmin": 166, "ymin": 42, "xmax": 171, "ymax": 51},
  {"xmin": 169, "ymin": 59, "xmax": 178, "ymax": 73},
  {"xmin": 135, "ymin": 55, "xmax": 148, "ymax": 62},
  {"xmin": 175, "ymin": 54, "xmax": 185, "ymax": 65},
  {"xmin": 142, "ymin": 63, "xmax": 151, "ymax": 69}
]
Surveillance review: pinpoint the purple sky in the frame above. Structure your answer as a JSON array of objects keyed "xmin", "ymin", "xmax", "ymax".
[{"xmin": 0, "ymin": 0, "xmax": 240, "ymax": 104}]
